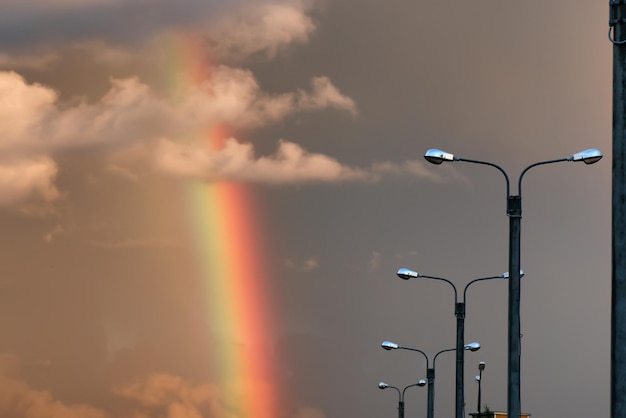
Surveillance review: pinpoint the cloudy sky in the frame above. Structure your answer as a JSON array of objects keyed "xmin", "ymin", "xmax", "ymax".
[{"xmin": 0, "ymin": 0, "xmax": 612, "ymax": 417}]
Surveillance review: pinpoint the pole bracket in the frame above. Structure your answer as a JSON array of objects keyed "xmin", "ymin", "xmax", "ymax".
[
  {"xmin": 610, "ymin": 0, "xmax": 626, "ymax": 44},
  {"xmin": 507, "ymin": 196, "xmax": 521, "ymax": 218},
  {"xmin": 455, "ymin": 302, "xmax": 465, "ymax": 319}
]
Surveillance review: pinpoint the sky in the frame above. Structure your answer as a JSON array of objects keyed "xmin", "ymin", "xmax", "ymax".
[{"xmin": 0, "ymin": 0, "xmax": 612, "ymax": 417}]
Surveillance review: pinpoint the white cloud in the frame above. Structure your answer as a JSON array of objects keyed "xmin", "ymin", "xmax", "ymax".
[
  {"xmin": 0, "ymin": 72, "xmax": 58, "ymax": 150},
  {"xmin": 0, "ymin": 2, "xmax": 315, "ymax": 70},
  {"xmin": 73, "ymin": 40, "xmax": 136, "ymax": 67},
  {"xmin": 0, "ymin": 0, "xmax": 302, "ymax": 52},
  {"xmin": 0, "ymin": 353, "xmax": 296, "ymax": 418},
  {"xmin": 115, "ymin": 373, "xmax": 238, "ymax": 418},
  {"xmin": 0, "ymin": 0, "xmax": 458, "ymax": 214},
  {"xmin": 0, "ymin": 72, "xmax": 175, "ymax": 155},
  {"xmin": 154, "ymin": 138, "xmax": 368, "ymax": 184},
  {"xmin": 0, "ymin": 157, "xmax": 60, "ymax": 207},
  {"xmin": 0, "ymin": 354, "xmax": 109, "ymax": 418},
  {"xmin": 43, "ymin": 224, "xmax": 64, "ymax": 243},
  {"xmin": 106, "ymin": 164, "xmax": 140, "ymax": 183},
  {"xmin": 0, "ymin": 51, "xmax": 60, "ymax": 70},
  {"xmin": 298, "ymin": 76, "xmax": 357, "ymax": 116},
  {"xmin": 0, "ymin": 1, "xmax": 360, "ymax": 211},
  {"xmin": 208, "ymin": 3, "xmax": 316, "ymax": 62},
  {"xmin": 0, "ymin": 68, "xmax": 359, "ymax": 208},
  {"xmin": 0, "ymin": 69, "xmax": 446, "ymax": 210},
  {"xmin": 178, "ymin": 67, "xmax": 356, "ymax": 129},
  {"xmin": 282, "ymin": 257, "xmax": 320, "ymax": 272},
  {"xmin": 367, "ymin": 251, "xmax": 382, "ymax": 271},
  {"xmin": 0, "ymin": 68, "xmax": 355, "ymax": 153},
  {"xmin": 371, "ymin": 160, "xmax": 443, "ymax": 183},
  {"xmin": 105, "ymin": 323, "xmax": 137, "ymax": 361},
  {"xmin": 394, "ymin": 249, "xmax": 419, "ymax": 260}
]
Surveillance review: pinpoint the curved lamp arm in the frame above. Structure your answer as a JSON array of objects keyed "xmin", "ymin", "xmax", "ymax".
[
  {"xmin": 379, "ymin": 382, "xmax": 400, "ymax": 400},
  {"xmin": 397, "ymin": 268, "xmax": 458, "ymax": 303},
  {"xmin": 381, "ymin": 340, "xmax": 430, "ymax": 368},
  {"xmin": 425, "ymin": 148, "xmax": 603, "ymax": 199},
  {"xmin": 432, "ymin": 343, "xmax": 481, "ymax": 369},
  {"xmin": 517, "ymin": 148, "xmax": 602, "ymax": 198},
  {"xmin": 462, "ymin": 271, "xmax": 523, "ymax": 304},
  {"xmin": 432, "ymin": 347, "xmax": 456, "ymax": 370},
  {"xmin": 402, "ymin": 379, "xmax": 427, "ymax": 399},
  {"xmin": 424, "ymin": 149, "xmax": 511, "ymax": 198}
]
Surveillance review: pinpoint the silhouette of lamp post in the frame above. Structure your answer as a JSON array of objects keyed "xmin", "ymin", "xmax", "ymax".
[
  {"xmin": 397, "ymin": 268, "xmax": 517, "ymax": 418},
  {"xmin": 378, "ymin": 379, "xmax": 426, "ymax": 418},
  {"xmin": 475, "ymin": 361, "xmax": 485, "ymax": 415},
  {"xmin": 381, "ymin": 340, "xmax": 480, "ymax": 418},
  {"xmin": 423, "ymin": 147, "xmax": 602, "ymax": 418}
]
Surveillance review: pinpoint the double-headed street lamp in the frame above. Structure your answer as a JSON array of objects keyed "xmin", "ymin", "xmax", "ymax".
[
  {"xmin": 396, "ymin": 268, "xmax": 518, "ymax": 418},
  {"xmin": 423, "ymin": 147, "xmax": 602, "ymax": 418},
  {"xmin": 378, "ymin": 379, "xmax": 427, "ymax": 418},
  {"xmin": 381, "ymin": 340, "xmax": 480, "ymax": 418}
]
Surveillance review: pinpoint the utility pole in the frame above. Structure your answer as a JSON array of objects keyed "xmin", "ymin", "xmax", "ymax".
[{"xmin": 611, "ymin": 2, "xmax": 626, "ymax": 417}]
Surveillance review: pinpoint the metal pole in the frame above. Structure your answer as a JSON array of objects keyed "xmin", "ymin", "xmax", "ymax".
[
  {"xmin": 613, "ymin": 2, "xmax": 626, "ymax": 417},
  {"xmin": 507, "ymin": 195, "xmax": 522, "ymax": 418},
  {"xmin": 398, "ymin": 400, "xmax": 404, "ymax": 418},
  {"xmin": 426, "ymin": 368, "xmax": 435, "ymax": 418},
  {"xmin": 455, "ymin": 302, "xmax": 465, "ymax": 418},
  {"xmin": 477, "ymin": 371, "xmax": 482, "ymax": 414}
]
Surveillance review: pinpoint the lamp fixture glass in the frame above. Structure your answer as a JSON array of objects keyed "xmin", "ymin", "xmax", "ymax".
[
  {"xmin": 570, "ymin": 148, "xmax": 603, "ymax": 165},
  {"xmin": 424, "ymin": 148, "xmax": 455, "ymax": 165},
  {"xmin": 381, "ymin": 341, "xmax": 399, "ymax": 350},
  {"xmin": 396, "ymin": 268, "xmax": 419, "ymax": 280},
  {"xmin": 464, "ymin": 342, "xmax": 481, "ymax": 352}
]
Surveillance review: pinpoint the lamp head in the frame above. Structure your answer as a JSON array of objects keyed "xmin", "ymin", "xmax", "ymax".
[
  {"xmin": 479, "ymin": 361, "xmax": 486, "ymax": 371},
  {"xmin": 397, "ymin": 268, "xmax": 419, "ymax": 280},
  {"xmin": 424, "ymin": 149, "xmax": 455, "ymax": 165},
  {"xmin": 378, "ymin": 382, "xmax": 389, "ymax": 389},
  {"xmin": 417, "ymin": 379, "xmax": 427, "ymax": 387},
  {"xmin": 571, "ymin": 148, "xmax": 603, "ymax": 165},
  {"xmin": 464, "ymin": 342, "xmax": 481, "ymax": 352},
  {"xmin": 381, "ymin": 341, "xmax": 399, "ymax": 351}
]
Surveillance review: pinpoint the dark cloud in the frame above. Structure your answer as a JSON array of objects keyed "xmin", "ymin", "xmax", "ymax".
[{"xmin": 0, "ymin": 0, "xmax": 267, "ymax": 50}]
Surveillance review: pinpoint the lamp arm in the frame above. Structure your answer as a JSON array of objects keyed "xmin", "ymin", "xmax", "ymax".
[
  {"xmin": 402, "ymin": 382, "xmax": 421, "ymax": 399},
  {"xmin": 457, "ymin": 157, "xmax": 511, "ymax": 198},
  {"xmin": 433, "ymin": 347, "xmax": 455, "ymax": 369},
  {"xmin": 400, "ymin": 346, "xmax": 430, "ymax": 369},
  {"xmin": 517, "ymin": 158, "xmax": 569, "ymax": 198},
  {"xmin": 463, "ymin": 275, "xmax": 505, "ymax": 304},
  {"xmin": 418, "ymin": 275, "xmax": 459, "ymax": 303}
]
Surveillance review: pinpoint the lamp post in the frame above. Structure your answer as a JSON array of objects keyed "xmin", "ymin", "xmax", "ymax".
[
  {"xmin": 476, "ymin": 361, "xmax": 485, "ymax": 415},
  {"xmin": 382, "ymin": 340, "xmax": 480, "ymax": 418},
  {"xmin": 396, "ymin": 268, "xmax": 516, "ymax": 418},
  {"xmin": 378, "ymin": 379, "xmax": 427, "ymax": 418},
  {"xmin": 423, "ymin": 147, "xmax": 602, "ymax": 418}
]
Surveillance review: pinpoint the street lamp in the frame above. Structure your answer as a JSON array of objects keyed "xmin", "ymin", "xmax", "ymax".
[
  {"xmin": 476, "ymin": 361, "xmax": 485, "ymax": 415},
  {"xmin": 396, "ymin": 267, "xmax": 520, "ymax": 418},
  {"xmin": 382, "ymin": 340, "xmax": 481, "ymax": 418},
  {"xmin": 423, "ymin": 147, "xmax": 602, "ymax": 418},
  {"xmin": 378, "ymin": 379, "xmax": 427, "ymax": 418}
]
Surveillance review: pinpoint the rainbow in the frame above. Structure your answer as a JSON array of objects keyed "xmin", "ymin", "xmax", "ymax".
[{"xmin": 163, "ymin": 33, "xmax": 278, "ymax": 418}]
